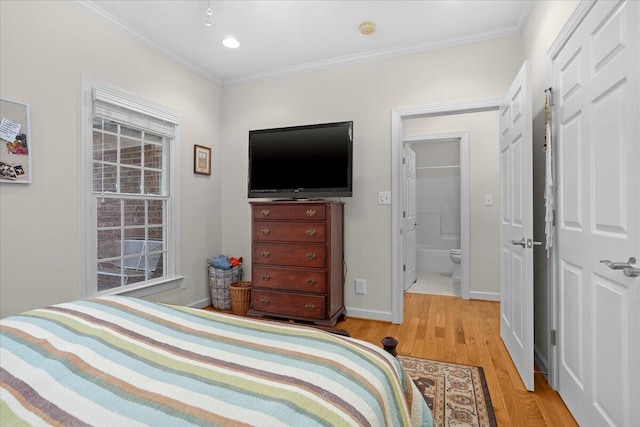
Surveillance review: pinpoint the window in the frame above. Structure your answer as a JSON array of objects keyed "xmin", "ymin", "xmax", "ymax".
[{"xmin": 82, "ymin": 78, "xmax": 181, "ymax": 297}]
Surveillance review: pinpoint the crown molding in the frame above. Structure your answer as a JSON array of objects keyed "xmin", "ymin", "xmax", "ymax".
[
  {"xmin": 516, "ymin": 0, "xmax": 535, "ymax": 32},
  {"xmin": 67, "ymin": 0, "xmax": 223, "ymax": 86},
  {"xmin": 223, "ymin": 25, "xmax": 521, "ymax": 87}
]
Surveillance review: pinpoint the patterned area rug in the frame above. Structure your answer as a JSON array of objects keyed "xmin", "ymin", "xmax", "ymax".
[{"xmin": 399, "ymin": 355, "xmax": 497, "ymax": 427}]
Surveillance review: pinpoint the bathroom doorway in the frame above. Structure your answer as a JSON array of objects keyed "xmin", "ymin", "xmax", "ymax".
[
  {"xmin": 405, "ymin": 137, "xmax": 462, "ymax": 297},
  {"xmin": 401, "ymin": 131, "xmax": 470, "ymax": 299}
]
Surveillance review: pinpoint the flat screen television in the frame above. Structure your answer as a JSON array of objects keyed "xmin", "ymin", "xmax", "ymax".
[{"xmin": 248, "ymin": 121, "xmax": 353, "ymax": 199}]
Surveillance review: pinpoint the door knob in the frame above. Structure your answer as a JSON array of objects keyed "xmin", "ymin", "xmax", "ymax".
[
  {"xmin": 510, "ymin": 238, "xmax": 526, "ymax": 247},
  {"xmin": 600, "ymin": 257, "xmax": 639, "ymax": 278}
]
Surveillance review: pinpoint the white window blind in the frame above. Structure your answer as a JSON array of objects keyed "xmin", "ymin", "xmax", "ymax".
[{"xmin": 92, "ymin": 87, "xmax": 179, "ymax": 138}]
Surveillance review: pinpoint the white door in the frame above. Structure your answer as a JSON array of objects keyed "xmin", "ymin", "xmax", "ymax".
[
  {"xmin": 499, "ymin": 60, "xmax": 534, "ymax": 391},
  {"xmin": 403, "ymin": 145, "xmax": 417, "ymax": 290},
  {"xmin": 553, "ymin": 0, "xmax": 640, "ymax": 425}
]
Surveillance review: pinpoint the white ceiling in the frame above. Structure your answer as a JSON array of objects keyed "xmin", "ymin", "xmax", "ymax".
[{"xmin": 75, "ymin": 0, "xmax": 533, "ymax": 87}]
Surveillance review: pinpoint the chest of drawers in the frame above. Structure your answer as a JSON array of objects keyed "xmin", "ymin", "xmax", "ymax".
[{"xmin": 247, "ymin": 201, "xmax": 345, "ymax": 326}]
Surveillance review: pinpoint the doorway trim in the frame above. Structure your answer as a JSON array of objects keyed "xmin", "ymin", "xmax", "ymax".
[
  {"xmin": 391, "ymin": 97, "xmax": 503, "ymax": 323},
  {"xmin": 403, "ymin": 131, "xmax": 470, "ymax": 300}
]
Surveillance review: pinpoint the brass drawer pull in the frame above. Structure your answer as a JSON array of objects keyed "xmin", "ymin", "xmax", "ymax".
[
  {"xmin": 306, "ymin": 228, "xmax": 317, "ymax": 237},
  {"xmin": 305, "ymin": 209, "xmax": 316, "ymax": 217},
  {"xmin": 306, "ymin": 277, "xmax": 316, "ymax": 285},
  {"xmin": 260, "ymin": 227, "xmax": 271, "ymax": 235},
  {"xmin": 262, "ymin": 273, "xmax": 271, "ymax": 281},
  {"xmin": 261, "ymin": 250, "xmax": 271, "ymax": 258},
  {"xmin": 305, "ymin": 252, "xmax": 316, "ymax": 261},
  {"xmin": 305, "ymin": 303, "xmax": 316, "ymax": 311},
  {"xmin": 260, "ymin": 297, "xmax": 270, "ymax": 305},
  {"xmin": 261, "ymin": 209, "xmax": 271, "ymax": 216}
]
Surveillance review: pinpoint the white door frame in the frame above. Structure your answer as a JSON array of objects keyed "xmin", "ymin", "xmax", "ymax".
[
  {"xmin": 391, "ymin": 97, "xmax": 503, "ymax": 323},
  {"xmin": 403, "ymin": 131, "xmax": 470, "ymax": 300},
  {"xmin": 545, "ymin": 0, "xmax": 596, "ymax": 391}
]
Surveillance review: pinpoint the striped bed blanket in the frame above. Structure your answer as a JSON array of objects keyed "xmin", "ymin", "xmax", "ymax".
[{"xmin": 1, "ymin": 296, "xmax": 433, "ymax": 426}]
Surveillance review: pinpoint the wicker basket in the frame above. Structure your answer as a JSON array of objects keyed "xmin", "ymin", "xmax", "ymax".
[
  {"xmin": 229, "ymin": 281, "xmax": 252, "ymax": 315},
  {"xmin": 208, "ymin": 265, "xmax": 242, "ymax": 310}
]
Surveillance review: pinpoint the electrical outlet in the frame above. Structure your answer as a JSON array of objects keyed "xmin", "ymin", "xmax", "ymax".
[
  {"xmin": 378, "ymin": 191, "xmax": 391, "ymax": 205},
  {"xmin": 355, "ymin": 278, "xmax": 366, "ymax": 295},
  {"xmin": 180, "ymin": 276, "xmax": 188, "ymax": 290}
]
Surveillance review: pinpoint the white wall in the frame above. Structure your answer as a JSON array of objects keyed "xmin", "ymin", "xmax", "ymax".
[
  {"xmin": 221, "ymin": 37, "xmax": 522, "ymax": 317},
  {"xmin": 521, "ymin": 0, "xmax": 580, "ymax": 367},
  {"xmin": 0, "ymin": 1, "xmax": 223, "ymax": 317}
]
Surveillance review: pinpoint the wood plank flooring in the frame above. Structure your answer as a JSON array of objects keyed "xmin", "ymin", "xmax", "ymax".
[{"xmin": 337, "ymin": 293, "xmax": 578, "ymax": 427}]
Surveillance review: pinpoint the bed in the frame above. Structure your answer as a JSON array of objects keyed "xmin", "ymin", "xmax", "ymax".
[{"xmin": 1, "ymin": 296, "xmax": 433, "ymax": 426}]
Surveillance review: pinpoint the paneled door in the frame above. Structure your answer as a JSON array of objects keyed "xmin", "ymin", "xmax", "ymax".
[
  {"xmin": 552, "ymin": 0, "xmax": 640, "ymax": 425},
  {"xmin": 403, "ymin": 145, "xmax": 417, "ymax": 290},
  {"xmin": 499, "ymin": 60, "xmax": 534, "ymax": 391}
]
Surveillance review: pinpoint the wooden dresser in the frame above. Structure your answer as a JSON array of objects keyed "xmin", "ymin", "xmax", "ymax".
[{"xmin": 247, "ymin": 201, "xmax": 345, "ymax": 326}]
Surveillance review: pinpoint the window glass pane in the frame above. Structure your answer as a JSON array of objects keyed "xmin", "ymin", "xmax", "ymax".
[
  {"xmin": 144, "ymin": 133, "xmax": 163, "ymax": 144},
  {"xmin": 144, "ymin": 143, "xmax": 163, "ymax": 169},
  {"xmin": 97, "ymin": 274, "xmax": 122, "ymax": 292},
  {"xmin": 93, "ymin": 118, "xmax": 117, "ymax": 133},
  {"xmin": 124, "ymin": 199, "xmax": 145, "ymax": 226},
  {"xmin": 124, "ymin": 228, "xmax": 146, "ymax": 243},
  {"xmin": 148, "ymin": 200, "xmax": 164, "ymax": 226},
  {"xmin": 93, "ymin": 163, "xmax": 117, "ymax": 192},
  {"xmin": 144, "ymin": 170, "xmax": 162, "ymax": 195},
  {"xmin": 121, "ymin": 126, "xmax": 141, "ymax": 139},
  {"xmin": 93, "ymin": 131, "xmax": 118, "ymax": 163},
  {"xmin": 120, "ymin": 166, "xmax": 141, "ymax": 194},
  {"xmin": 93, "ymin": 132, "xmax": 117, "ymax": 163},
  {"xmin": 97, "ymin": 232, "xmax": 121, "ymax": 260},
  {"xmin": 97, "ymin": 198, "xmax": 121, "ymax": 228},
  {"xmin": 120, "ymin": 137, "xmax": 142, "ymax": 166},
  {"xmin": 148, "ymin": 226, "xmax": 164, "ymax": 241}
]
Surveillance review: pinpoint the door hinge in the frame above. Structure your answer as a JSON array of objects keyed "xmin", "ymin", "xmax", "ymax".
[
  {"xmin": 403, "ymin": 265, "xmax": 406, "ymax": 272},
  {"xmin": 551, "ymin": 329, "xmax": 557, "ymax": 346},
  {"xmin": 546, "ymin": 87, "xmax": 554, "ymax": 106},
  {"xmin": 403, "ymin": 210, "xmax": 406, "ymax": 218},
  {"xmin": 403, "ymin": 157, "xmax": 406, "ymax": 165},
  {"xmin": 552, "ymin": 210, "xmax": 556, "ymax": 226}
]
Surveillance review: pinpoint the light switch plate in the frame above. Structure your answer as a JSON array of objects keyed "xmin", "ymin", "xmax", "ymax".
[
  {"xmin": 355, "ymin": 279, "xmax": 366, "ymax": 294},
  {"xmin": 378, "ymin": 191, "xmax": 391, "ymax": 205},
  {"xmin": 484, "ymin": 194, "xmax": 493, "ymax": 206}
]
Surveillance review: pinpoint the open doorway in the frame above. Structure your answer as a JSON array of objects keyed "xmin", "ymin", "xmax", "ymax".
[
  {"xmin": 390, "ymin": 97, "xmax": 503, "ymax": 325},
  {"xmin": 403, "ymin": 133, "xmax": 468, "ymax": 298}
]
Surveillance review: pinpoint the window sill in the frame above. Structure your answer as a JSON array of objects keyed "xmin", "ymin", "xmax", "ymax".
[{"xmin": 95, "ymin": 276, "xmax": 185, "ymax": 299}]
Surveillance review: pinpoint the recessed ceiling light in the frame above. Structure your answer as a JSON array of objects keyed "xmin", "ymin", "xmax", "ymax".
[{"xmin": 222, "ymin": 38, "xmax": 240, "ymax": 49}]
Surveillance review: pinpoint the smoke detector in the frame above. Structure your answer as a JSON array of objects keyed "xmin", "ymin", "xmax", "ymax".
[{"xmin": 359, "ymin": 21, "xmax": 376, "ymax": 35}]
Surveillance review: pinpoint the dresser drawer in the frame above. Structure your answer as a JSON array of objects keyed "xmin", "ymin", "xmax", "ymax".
[
  {"xmin": 252, "ymin": 204, "xmax": 326, "ymax": 221},
  {"xmin": 253, "ymin": 242, "xmax": 326, "ymax": 268},
  {"xmin": 253, "ymin": 221, "xmax": 326, "ymax": 243},
  {"xmin": 252, "ymin": 265, "xmax": 326, "ymax": 294},
  {"xmin": 252, "ymin": 290, "xmax": 326, "ymax": 320}
]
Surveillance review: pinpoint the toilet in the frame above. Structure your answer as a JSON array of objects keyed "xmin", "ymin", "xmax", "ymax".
[{"xmin": 449, "ymin": 249, "xmax": 461, "ymax": 280}]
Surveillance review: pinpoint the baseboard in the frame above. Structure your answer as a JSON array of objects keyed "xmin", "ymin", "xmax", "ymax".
[
  {"xmin": 468, "ymin": 291, "xmax": 501, "ymax": 301},
  {"xmin": 534, "ymin": 345, "xmax": 549, "ymax": 375},
  {"xmin": 345, "ymin": 307, "xmax": 392, "ymax": 322},
  {"xmin": 188, "ymin": 298, "xmax": 211, "ymax": 309}
]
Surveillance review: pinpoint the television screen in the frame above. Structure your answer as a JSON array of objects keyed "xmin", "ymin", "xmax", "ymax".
[{"xmin": 248, "ymin": 121, "xmax": 353, "ymax": 199}]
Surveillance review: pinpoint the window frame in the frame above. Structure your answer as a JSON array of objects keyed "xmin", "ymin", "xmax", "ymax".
[{"xmin": 81, "ymin": 76, "xmax": 182, "ymax": 298}]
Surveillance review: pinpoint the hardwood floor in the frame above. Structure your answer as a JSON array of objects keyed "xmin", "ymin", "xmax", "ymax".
[{"xmin": 336, "ymin": 293, "xmax": 578, "ymax": 426}]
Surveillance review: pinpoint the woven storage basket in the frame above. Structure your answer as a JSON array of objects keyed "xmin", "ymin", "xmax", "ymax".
[
  {"xmin": 208, "ymin": 265, "xmax": 242, "ymax": 310},
  {"xmin": 229, "ymin": 281, "xmax": 252, "ymax": 315}
]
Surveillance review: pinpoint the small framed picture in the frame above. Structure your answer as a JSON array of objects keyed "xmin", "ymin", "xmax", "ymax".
[{"xmin": 194, "ymin": 144, "xmax": 211, "ymax": 175}]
